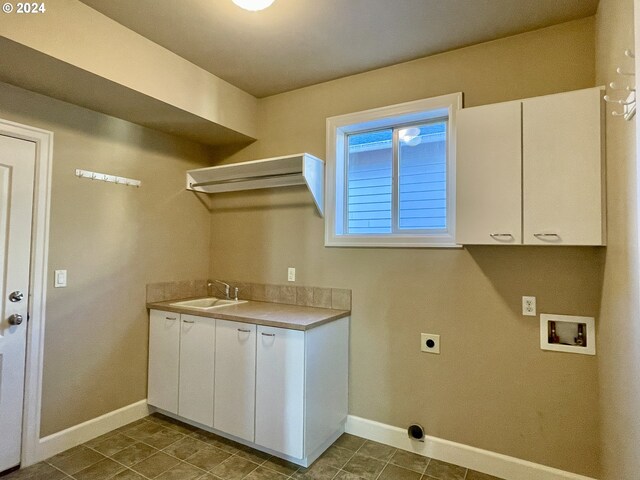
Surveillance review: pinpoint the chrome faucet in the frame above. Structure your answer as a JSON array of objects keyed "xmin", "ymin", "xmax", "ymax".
[
  {"xmin": 209, "ymin": 280, "xmax": 230, "ymax": 299},
  {"xmin": 208, "ymin": 280, "xmax": 239, "ymax": 301}
]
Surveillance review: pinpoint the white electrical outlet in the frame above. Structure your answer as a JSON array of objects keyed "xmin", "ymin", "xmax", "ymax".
[
  {"xmin": 287, "ymin": 267, "xmax": 296, "ymax": 282},
  {"xmin": 522, "ymin": 296, "xmax": 536, "ymax": 316},
  {"xmin": 421, "ymin": 333, "xmax": 440, "ymax": 354}
]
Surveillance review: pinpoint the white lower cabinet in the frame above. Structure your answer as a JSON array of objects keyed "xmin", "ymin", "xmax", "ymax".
[
  {"xmin": 147, "ymin": 309, "xmax": 349, "ymax": 466},
  {"xmin": 148, "ymin": 310, "xmax": 180, "ymax": 413},
  {"xmin": 214, "ymin": 320, "xmax": 256, "ymax": 441},
  {"xmin": 178, "ymin": 314, "xmax": 215, "ymax": 427},
  {"xmin": 255, "ymin": 326, "xmax": 305, "ymax": 458}
]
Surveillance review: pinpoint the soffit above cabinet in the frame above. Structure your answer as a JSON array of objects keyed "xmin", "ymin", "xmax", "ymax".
[
  {"xmin": 0, "ymin": 1, "xmax": 258, "ymax": 146},
  {"xmin": 187, "ymin": 153, "xmax": 325, "ymax": 216}
]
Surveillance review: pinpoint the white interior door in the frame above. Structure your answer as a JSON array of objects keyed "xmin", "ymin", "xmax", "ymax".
[{"xmin": 0, "ymin": 134, "xmax": 35, "ymax": 472}]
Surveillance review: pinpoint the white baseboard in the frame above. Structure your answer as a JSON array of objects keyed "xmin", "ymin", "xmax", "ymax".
[
  {"xmin": 345, "ymin": 416, "xmax": 598, "ymax": 480},
  {"xmin": 30, "ymin": 406, "xmax": 598, "ymax": 480},
  {"xmin": 33, "ymin": 400, "xmax": 150, "ymax": 465}
]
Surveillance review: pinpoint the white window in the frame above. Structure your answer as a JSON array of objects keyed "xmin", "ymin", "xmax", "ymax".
[{"xmin": 325, "ymin": 93, "xmax": 462, "ymax": 247}]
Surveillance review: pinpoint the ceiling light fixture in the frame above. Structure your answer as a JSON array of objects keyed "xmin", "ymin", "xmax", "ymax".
[{"xmin": 232, "ymin": 0, "xmax": 275, "ymax": 11}]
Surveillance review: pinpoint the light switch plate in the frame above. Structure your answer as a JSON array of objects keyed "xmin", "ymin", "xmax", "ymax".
[
  {"xmin": 54, "ymin": 270, "xmax": 67, "ymax": 288},
  {"xmin": 287, "ymin": 267, "xmax": 296, "ymax": 282}
]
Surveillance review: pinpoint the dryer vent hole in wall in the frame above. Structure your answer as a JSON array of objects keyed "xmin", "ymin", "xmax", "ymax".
[{"xmin": 408, "ymin": 423, "xmax": 425, "ymax": 441}]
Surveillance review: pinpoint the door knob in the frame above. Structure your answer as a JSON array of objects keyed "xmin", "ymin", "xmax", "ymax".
[
  {"xmin": 9, "ymin": 291, "xmax": 24, "ymax": 302},
  {"xmin": 8, "ymin": 314, "xmax": 23, "ymax": 326}
]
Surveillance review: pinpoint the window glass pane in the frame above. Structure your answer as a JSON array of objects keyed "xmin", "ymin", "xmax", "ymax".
[
  {"xmin": 347, "ymin": 129, "xmax": 393, "ymax": 234},
  {"xmin": 398, "ymin": 122, "xmax": 447, "ymax": 230}
]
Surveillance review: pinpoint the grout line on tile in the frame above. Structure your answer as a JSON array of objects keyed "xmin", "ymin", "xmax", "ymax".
[
  {"xmin": 423, "ymin": 458, "xmax": 431, "ymax": 476},
  {"xmin": 42, "ymin": 462, "xmax": 70, "ymax": 478},
  {"xmin": 79, "ymin": 443, "xmax": 154, "ymax": 480}
]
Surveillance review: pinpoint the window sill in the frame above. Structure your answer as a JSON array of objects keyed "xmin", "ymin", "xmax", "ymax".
[{"xmin": 324, "ymin": 239, "xmax": 462, "ymax": 249}]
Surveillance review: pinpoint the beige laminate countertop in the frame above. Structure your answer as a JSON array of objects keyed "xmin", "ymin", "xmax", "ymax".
[{"xmin": 147, "ymin": 298, "xmax": 350, "ymax": 331}]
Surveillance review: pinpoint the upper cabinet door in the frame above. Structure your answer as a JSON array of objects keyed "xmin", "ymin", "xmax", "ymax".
[
  {"xmin": 148, "ymin": 309, "xmax": 180, "ymax": 414},
  {"xmin": 523, "ymin": 87, "xmax": 604, "ymax": 246},
  {"xmin": 178, "ymin": 314, "xmax": 215, "ymax": 427},
  {"xmin": 456, "ymin": 101, "xmax": 523, "ymax": 244}
]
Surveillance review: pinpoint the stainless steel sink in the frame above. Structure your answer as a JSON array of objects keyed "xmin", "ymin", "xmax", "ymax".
[{"xmin": 170, "ymin": 297, "xmax": 247, "ymax": 310}]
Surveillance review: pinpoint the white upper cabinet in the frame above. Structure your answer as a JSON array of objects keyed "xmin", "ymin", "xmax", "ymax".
[
  {"xmin": 214, "ymin": 320, "xmax": 256, "ymax": 441},
  {"xmin": 523, "ymin": 88, "xmax": 605, "ymax": 245},
  {"xmin": 456, "ymin": 87, "xmax": 605, "ymax": 246},
  {"xmin": 456, "ymin": 101, "xmax": 522, "ymax": 244}
]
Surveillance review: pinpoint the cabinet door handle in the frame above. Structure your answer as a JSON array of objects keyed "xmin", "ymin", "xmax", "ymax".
[
  {"xmin": 534, "ymin": 233, "xmax": 561, "ymax": 240},
  {"xmin": 183, "ymin": 319, "xmax": 195, "ymax": 324},
  {"xmin": 490, "ymin": 233, "xmax": 513, "ymax": 238},
  {"xmin": 261, "ymin": 333, "xmax": 276, "ymax": 337},
  {"xmin": 237, "ymin": 328, "xmax": 251, "ymax": 333},
  {"xmin": 166, "ymin": 317, "xmax": 177, "ymax": 320}
]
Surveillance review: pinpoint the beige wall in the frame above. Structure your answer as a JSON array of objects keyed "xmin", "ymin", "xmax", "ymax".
[
  {"xmin": 209, "ymin": 19, "xmax": 604, "ymax": 476},
  {"xmin": 0, "ymin": 81, "xmax": 213, "ymax": 436},
  {"xmin": 595, "ymin": 0, "xmax": 640, "ymax": 478}
]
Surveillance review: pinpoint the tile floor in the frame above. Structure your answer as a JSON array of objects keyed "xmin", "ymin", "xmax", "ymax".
[{"xmin": 1, "ymin": 414, "xmax": 503, "ymax": 480}]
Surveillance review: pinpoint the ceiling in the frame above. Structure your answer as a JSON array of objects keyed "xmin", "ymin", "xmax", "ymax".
[{"xmin": 79, "ymin": 0, "xmax": 599, "ymax": 98}]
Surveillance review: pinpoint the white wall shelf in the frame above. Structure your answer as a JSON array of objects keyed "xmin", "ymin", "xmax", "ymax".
[{"xmin": 186, "ymin": 153, "xmax": 325, "ymax": 216}]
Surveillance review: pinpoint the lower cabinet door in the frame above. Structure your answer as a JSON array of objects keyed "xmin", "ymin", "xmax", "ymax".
[
  {"xmin": 214, "ymin": 320, "xmax": 256, "ymax": 441},
  {"xmin": 255, "ymin": 326, "xmax": 305, "ymax": 458},
  {"xmin": 178, "ymin": 314, "xmax": 215, "ymax": 427},
  {"xmin": 148, "ymin": 310, "xmax": 180, "ymax": 413}
]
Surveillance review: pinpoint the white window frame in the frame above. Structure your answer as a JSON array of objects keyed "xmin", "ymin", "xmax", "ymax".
[{"xmin": 325, "ymin": 92, "xmax": 462, "ymax": 248}]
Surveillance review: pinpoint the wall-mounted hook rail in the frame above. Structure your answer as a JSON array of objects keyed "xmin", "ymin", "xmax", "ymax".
[
  {"xmin": 616, "ymin": 66, "xmax": 634, "ymax": 76},
  {"xmin": 605, "ymin": 49, "xmax": 636, "ymax": 120},
  {"xmin": 75, "ymin": 169, "xmax": 141, "ymax": 187},
  {"xmin": 604, "ymin": 94, "xmax": 635, "ymax": 106},
  {"xmin": 609, "ymin": 81, "xmax": 635, "ymax": 92}
]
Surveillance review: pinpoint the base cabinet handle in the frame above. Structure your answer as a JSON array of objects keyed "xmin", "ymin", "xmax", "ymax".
[
  {"xmin": 237, "ymin": 328, "xmax": 252, "ymax": 333},
  {"xmin": 261, "ymin": 333, "xmax": 276, "ymax": 337}
]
